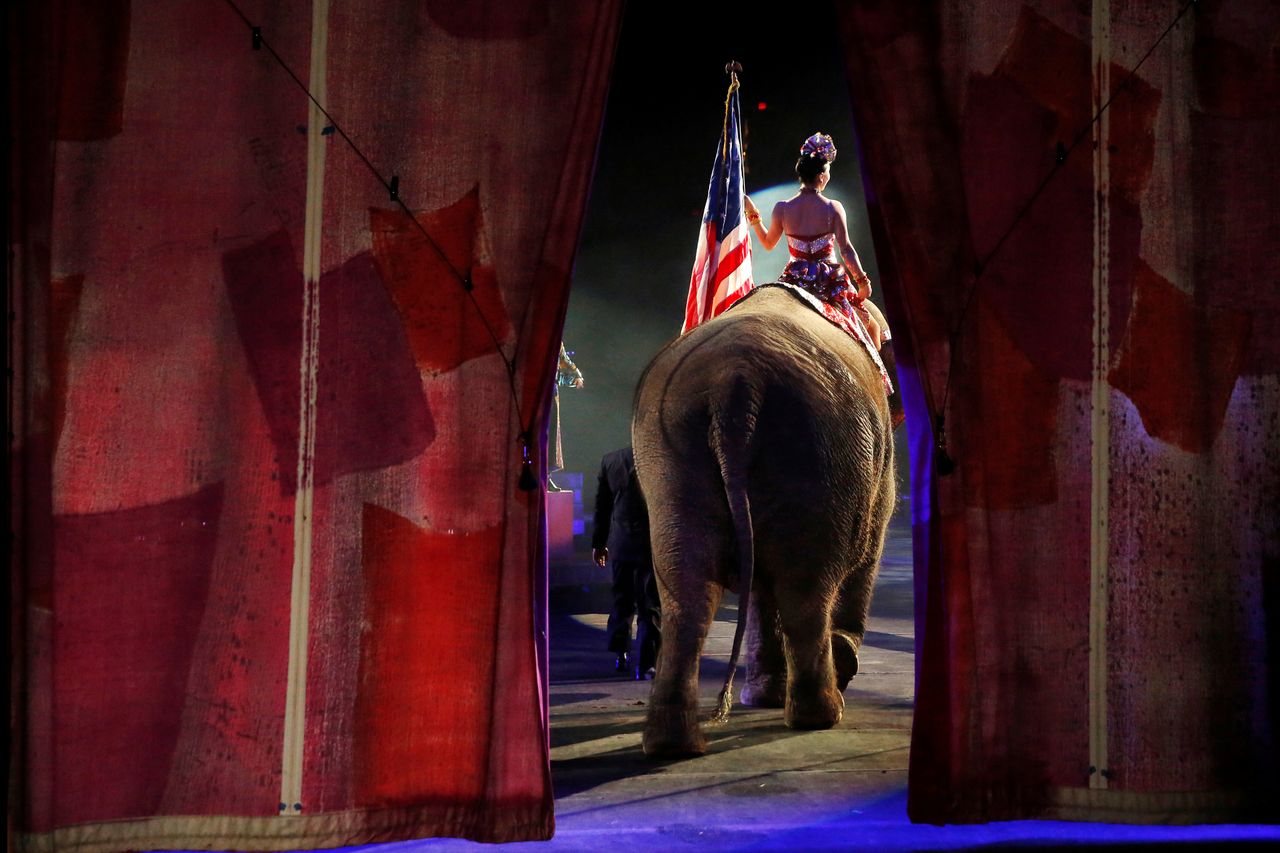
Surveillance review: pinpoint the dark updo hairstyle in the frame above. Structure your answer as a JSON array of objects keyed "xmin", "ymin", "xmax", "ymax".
[{"xmin": 795, "ymin": 153, "xmax": 828, "ymax": 185}]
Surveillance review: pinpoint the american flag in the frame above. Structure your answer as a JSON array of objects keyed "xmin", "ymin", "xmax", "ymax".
[{"xmin": 682, "ymin": 78, "xmax": 753, "ymax": 333}]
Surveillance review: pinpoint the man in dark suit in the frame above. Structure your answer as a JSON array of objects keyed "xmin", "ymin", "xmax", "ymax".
[{"xmin": 592, "ymin": 446, "xmax": 660, "ymax": 679}]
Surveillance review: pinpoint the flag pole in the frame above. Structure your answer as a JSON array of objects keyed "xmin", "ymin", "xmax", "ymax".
[
  {"xmin": 708, "ymin": 58, "xmax": 754, "ymax": 723},
  {"xmin": 723, "ymin": 61, "xmax": 742, "ymax": 159},
  {"xmin": 683, "ymin": 61, "xmax": 754, "ymax": 334}
]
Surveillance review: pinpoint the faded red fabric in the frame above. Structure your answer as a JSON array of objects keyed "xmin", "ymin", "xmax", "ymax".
[
  {"xmin": 11, "ymin": 0, "xmax": 621, "ymax": 849},
  {"xmin": 839, "ymin": 0, "xmax": 1279, "ymax": 824}
]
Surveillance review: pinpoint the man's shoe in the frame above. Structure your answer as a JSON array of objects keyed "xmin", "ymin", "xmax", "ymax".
[{"xmin": 614, "ymin": 651, "xmax": 630, "ymax": 673}]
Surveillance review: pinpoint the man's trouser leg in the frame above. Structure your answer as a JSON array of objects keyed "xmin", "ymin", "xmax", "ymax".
[
  {"xmin": 605, "ymin": 556, "xmax": 636, "ymax": 654},
  {"xmin": 634, "ymin": 556, "xmax": 661, "ymax": 672}
]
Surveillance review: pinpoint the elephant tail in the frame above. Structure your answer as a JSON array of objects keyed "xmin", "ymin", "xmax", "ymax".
[{"xmin": 709, "ymin": 378, "xmax": 758, "ymax": 725}]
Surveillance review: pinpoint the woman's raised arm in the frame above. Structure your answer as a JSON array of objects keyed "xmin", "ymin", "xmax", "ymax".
[{"xmin": 744, "ymin": 196, "xmax": 785, "ymax": 251}]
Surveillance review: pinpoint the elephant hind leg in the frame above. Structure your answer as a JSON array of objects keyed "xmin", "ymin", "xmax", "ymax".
[
  {"xmin": 642, "ymin": 572, "xmax": 724, "ymax": 759},
  {"xmin": 830, "ymin": 520, "xmax": 891, "ymax": 692},
  {"xmin": 776, "ymin": 594, "xmax": 844, "ymax": 730},
  {"xmin": 829, "ymin": 547, "xmax": 886, "ymax": 693},
  {"xmin": 642, "ymin": 706, "xmax": 706, "ymax": 759},
  {"xmin": 643, "ymin": 615, "xmax": 714, "ymax": 756},
  {"xmin": 831, "ymin": 454, "xmax": 895, "ymax": 688}
]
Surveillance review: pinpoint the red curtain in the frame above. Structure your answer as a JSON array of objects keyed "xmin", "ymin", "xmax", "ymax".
[
  {"xmin": 11, "ymin": 0, "xmax": 621, "ymax": 849},
  {"xmin": 839, "ymin": 0, "xmax": 1279, "ymax": 824}
]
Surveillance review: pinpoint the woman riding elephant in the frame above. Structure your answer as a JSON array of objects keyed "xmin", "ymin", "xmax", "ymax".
[{"xmin": 744, "ymin": 133, "xmax": 891, "ymax": 358}]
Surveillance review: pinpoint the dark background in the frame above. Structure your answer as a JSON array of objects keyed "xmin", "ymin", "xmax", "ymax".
[{"xmin": 559, "ymin": 2, "xmax": 886, "ymax": 506}]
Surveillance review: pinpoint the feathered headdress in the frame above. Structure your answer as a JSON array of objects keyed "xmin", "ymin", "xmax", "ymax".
[{"xmin": 800, "ymin": 132, "xmax": 837, "ymax": 163}]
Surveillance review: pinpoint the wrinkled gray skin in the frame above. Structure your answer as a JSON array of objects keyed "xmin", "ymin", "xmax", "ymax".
[{"xmin": 632, "ymin": 287, "xmax": 895, "ymax": 758}]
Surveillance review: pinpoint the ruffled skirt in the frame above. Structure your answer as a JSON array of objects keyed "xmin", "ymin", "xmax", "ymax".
[{"xmin": 775, "ymin": 259, "xmax": 892, "ymax": 395}]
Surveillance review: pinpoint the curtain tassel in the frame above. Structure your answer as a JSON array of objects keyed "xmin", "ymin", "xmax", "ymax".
[
  {"xmin": 934, "ymin": 415, "xmax": 956, "ymax": 476},
  {"xmin": 518, "ymin": 432, "xmax": 538, "ymax": 491}
]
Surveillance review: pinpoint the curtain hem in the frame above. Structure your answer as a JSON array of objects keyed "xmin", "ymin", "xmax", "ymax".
[
  {"xmin": 15, "ymin": 804, "xmax": 555, "ymax": 853},
  {"xmin": 1045, "ymin": 786, "xmax": 1277, "ymax": 825},
  {"xmin": 911, "ymin": 784, "xmax": 1279, "ymax": 826}
]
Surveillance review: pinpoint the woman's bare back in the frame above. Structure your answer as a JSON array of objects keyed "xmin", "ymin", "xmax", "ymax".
[{"xmin": 776, "ymin": 192, "xmax": 839, "ymax": 236}]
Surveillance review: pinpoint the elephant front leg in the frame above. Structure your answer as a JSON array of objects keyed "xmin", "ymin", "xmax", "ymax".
[
  {"xmin": 831, "ymin": 629, "xmax": 860, "ymax": 692},
  {"xmin": 741, "ymin": 584, "xmax": 786, "ymax": 708},
  {"xmin": 642, "ymin": 580, "xmax": 722, "ymax": 758}
]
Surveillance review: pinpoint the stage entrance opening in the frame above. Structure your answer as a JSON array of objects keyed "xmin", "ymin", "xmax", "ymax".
[{"xmin": 542, "ymin": 4, "xmax": 917, "ymax": 838}]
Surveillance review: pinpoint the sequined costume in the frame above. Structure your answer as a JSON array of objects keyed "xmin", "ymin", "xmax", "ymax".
[
  {"xmin": 779, "ymin": 232, "xmax": 861, "ymax": 311},
  {"xmin": 775, "ymin": 231, "xmax": 892, "ymax": 394}
]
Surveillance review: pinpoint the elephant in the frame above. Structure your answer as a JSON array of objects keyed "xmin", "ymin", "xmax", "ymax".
[{"xmin": 631, "ymin": 285, "xmax": 896, "ymax": 758}]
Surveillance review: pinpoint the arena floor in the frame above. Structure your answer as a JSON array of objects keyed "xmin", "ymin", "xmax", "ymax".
[{"xmin": 364, "ymin": 508, "xmax": 1278, "ymax": 851}]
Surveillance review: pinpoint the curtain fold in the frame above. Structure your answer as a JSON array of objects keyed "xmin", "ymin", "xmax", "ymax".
[
  {"xmin": 838, "ymin": 0, "xmax": 1279, "ymax": 824},
  {"xmin": 11, "ymin": 1, "xmax": 622, "ymax": 849}
]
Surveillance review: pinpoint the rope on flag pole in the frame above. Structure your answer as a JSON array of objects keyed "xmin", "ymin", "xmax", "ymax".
[{"xmin": 723, "ymin": 60, "xmax": 742, "ymax": 159}]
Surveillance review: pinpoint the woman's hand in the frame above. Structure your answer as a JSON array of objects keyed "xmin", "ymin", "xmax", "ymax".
[
  {"xmin": 852, "ymin": 270, "xmax": 872, "ymax": 301},
  {"xmin": 743, "ymin": 195, "xmax": 759, "ymax": 219}
]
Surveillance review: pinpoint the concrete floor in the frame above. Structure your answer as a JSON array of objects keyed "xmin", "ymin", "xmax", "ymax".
[
  {"xmin": 532, "ymin": 505, "xmax": 916, "ymax": 851},
  {"xmin": 377, "ymin": 505, "xmax": 1280, "ymax": 851}
]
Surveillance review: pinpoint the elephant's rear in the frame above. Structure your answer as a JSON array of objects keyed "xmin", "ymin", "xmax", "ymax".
[
  {"xmin": 632, "ymin": 288, "xmax": 894, "ymax": 757},
  {"xmin": 633, "ymin": 289, "xmax": 894, "ymax": 581}
]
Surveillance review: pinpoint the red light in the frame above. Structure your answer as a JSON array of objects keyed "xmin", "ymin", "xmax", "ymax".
[{"xmin": 757, "ymin": 101, "xmax": 767, "ymax": 111}]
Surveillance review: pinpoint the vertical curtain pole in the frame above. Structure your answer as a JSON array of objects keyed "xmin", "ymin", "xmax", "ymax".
[
  {"xmin": 281, "ymin": 0, "xmax": 330, "ymax": 816},
  {"xmin": 1088, "ymin": 0, "xmax": 1113, "ymax": 793}
]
